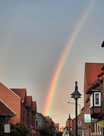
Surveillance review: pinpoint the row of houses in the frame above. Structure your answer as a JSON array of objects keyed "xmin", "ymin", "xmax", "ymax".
[
  {"xmin": 0, "ymin": 82, "xmax": 59, "ymax": 135},
  {"xmin": 66, "ymin": 63, "xmax": 104, "ymax": 136}
]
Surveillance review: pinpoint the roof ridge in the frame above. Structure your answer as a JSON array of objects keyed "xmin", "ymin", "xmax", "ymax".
[
  {"xmin": 10, "ymin": 88, "xmax": 26, "ymax": 89},
  {"xmin": 0, "ymin": 83, "xmax": 21, "ymax": 100}
]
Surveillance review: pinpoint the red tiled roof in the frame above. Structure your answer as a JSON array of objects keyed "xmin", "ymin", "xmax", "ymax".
[
  {"xmin": 55, "ymin": 123, "xmax": 59, "ymax": 127},
  {"xmin": 0, "ymin": 100, "xmax": 16, "ymax": 117},
  {"xmin": 84, "ymin": 63, "xmax": 104, "ymax": 90},
  {"xmin": 32, "ymin": 101, "xmax": 37, "ymax": 112},
  {"xmin": 27, "ymin": 96, "xmax": 32, "ymax": 107},
  {"xmin": 10, "ymin": 88, "xmax": 26, "ymax": 101}
]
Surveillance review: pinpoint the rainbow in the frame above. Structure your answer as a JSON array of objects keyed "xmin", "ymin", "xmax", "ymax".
[{"xmin": 43, "ymin": 0, "xmax": 97, "ymax": 116}]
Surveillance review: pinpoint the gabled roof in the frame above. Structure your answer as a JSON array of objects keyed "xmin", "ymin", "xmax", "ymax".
[
  {"xmin": 10, "ymin": 88, "xmax": 26, "ymax": 101},
  {"xmin": 27, "ymin": 96, "xmax": 32, "ymax": 107},
  {"xmin": 0, "ymin": 100, "xmax": 16, "ymax": 117},
  {"xmin": 45, "ymin": 116, "xmax": 52, "ymax": 121},
  {"xmin": 32, "ymin": 101, "xmax": 37, "ymax": 112},
  {"xmin": 0, "ymin": 83, "xmax": 20, "ymax": 100}
]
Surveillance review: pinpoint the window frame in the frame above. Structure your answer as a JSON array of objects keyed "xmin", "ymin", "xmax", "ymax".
[{"xmin": 90, "ymin": 93, "xmax": 93, "ymax": 108}]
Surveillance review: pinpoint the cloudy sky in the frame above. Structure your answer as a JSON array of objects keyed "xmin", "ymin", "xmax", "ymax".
[{"xmin": 0, "ymin": 0, "xmax": 104, "ymax": 127}]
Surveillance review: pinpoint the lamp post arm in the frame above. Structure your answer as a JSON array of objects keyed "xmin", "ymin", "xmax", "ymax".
[{"xmin": 67, "ymin": 102, "xmax": 81, "ymax": 113}]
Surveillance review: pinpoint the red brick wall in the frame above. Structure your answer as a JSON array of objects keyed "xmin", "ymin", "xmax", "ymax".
[
  {"xmin": 84, "ymin": 63, "xmax": 104, "ymax": 109},
  {"xmin": 66, "ymin": 120, "xmax": 72, "ymax": 128}
]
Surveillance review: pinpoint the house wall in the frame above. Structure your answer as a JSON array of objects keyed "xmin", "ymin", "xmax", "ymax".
[{"xmin": 0, "ymin": 83, "xmax": 21, "ymax": 124}]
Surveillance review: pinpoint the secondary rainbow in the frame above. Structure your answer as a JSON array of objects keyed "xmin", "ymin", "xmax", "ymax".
[{"xmin": 43, "ymin": 0, "xmax": 97, "ymax": 116}]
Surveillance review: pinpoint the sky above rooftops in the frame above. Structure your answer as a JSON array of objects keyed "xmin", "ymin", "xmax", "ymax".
[{"xmin": 0, "ymin": 0, "xmax": 104, "ymax": 127}]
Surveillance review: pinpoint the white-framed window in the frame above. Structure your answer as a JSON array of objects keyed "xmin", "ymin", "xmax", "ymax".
[
  {"xmin": 94, "ymin": 92, "xmax": 101, "ymax": 106},
  {"xmin": 90, "ymin": 94, "xmax": 93, "ymax": 108}
]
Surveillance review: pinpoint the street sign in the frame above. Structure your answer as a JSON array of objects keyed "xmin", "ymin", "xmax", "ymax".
[
  {"xmin": 98, "ymin": 120, "xmax": 104, "ymax": 128},
  {"xmin": 4, "ymin": 124, "xmax": 10, "ymax": 133},
  {"xmin": 84, "ymin": 114, "xmax": 91, "ymax": 123}
]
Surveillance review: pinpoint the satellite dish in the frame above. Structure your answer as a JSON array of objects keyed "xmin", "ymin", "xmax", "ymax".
[{"xmin": 101, "ymin": 41, "xmax": 104, "ymax": 47}]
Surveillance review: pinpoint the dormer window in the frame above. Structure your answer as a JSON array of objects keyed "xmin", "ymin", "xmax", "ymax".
[{"xmin": 87, "ymin": 88, "xmax": 102, "ymax": 118}]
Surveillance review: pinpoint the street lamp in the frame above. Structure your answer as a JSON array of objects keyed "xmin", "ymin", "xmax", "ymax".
[
  {"xmin": 68, "ymin": 114, "xmax": 71, "ymax": 136},
  {"xmin": 71, "ymin": 81, "xmax": 81, "ymax": 136}
]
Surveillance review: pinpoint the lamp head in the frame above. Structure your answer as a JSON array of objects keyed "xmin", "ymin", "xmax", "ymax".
[
  {"xmin": 68, "ymin": 114, "xmax": 71, "ymax": 120},
  {"xmin": 71, "ymin": 81, "xmax": 81, "ymax": 100}
]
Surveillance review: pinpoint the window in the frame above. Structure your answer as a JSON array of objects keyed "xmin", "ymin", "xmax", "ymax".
[
  {"xmin": 90, "ymin": 94, "xmax": 93, "ymax": 108},
  {"xmin": 94, "ymin": 92, "xmax": 101, "ymax": 106},
  {"xmin": 36, "ymin": 121, "xmax": 38, "ymax": 127},
  {"xmin": 95, "ymin": 94, "xmax": 99, "ymax": 105},
  {"xmin": 90, "ymin": 92, "xmax": 101, "ymax": 107}
]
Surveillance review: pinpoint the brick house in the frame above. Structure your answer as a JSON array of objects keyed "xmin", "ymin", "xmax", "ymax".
[
  {"xmin": 76, "ymin": 63, "xmax": 104, "ymax": 136},
  {"xmin": 10, "ymin": 89, "xmax": 37, "ymax": 135},
  {"xmin": 35, "ymin": 113, "xmax": 47, "ymax": 129},
  {"xmin": 71, "ymin": 63, "xmax": 104, "ymax": 136},
  {"xmin": 54, "ymin": 123, "xmax": 59, "ymax": 132},
  {"xmin": 0, "ymin": 84, "xmax": 38, "ymax": 136},
  {"xmin": 85, "ymin": 63, "xmax": 104, "ymax": 135},
  {"xmin": 45, "ymin": 116, "xmax": 54, "ymax": 127},
  {"xmin": 10, "ymin": 88, "xmax": 28, "ymax": 125}
]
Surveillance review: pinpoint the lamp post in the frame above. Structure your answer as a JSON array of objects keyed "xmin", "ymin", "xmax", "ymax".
[
  {"xmin": 71, "ymin": 81, "xmax": 81, "ymax": 136},
  {"xmin": 68, "ymin": 114, "xmax": 71, "ymax": 136}
]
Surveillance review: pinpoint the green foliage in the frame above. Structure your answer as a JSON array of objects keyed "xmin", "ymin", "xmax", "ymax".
[
  {"xmin": 0, "ymin": 120, "xmax": 29, "ymax": 136},
  {"xmin": 39, "ymin": 128, "xmax": 50, "ymax": 136},
  {"xmin": 56, "ymin": 132, "xmax": 63, "ymax": 136},
  {"xmin": 0, "ymin": 118, "xmax": 5, "ymax": 136},
  {"xmin": 9, "ymin": 123, "xmax": 29, "ymax": 136},
  {"xmin": 39, "ymin": 126, "xmax": 55, "ymax": 136}
]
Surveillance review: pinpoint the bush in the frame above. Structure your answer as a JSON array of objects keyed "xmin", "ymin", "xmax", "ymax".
[
  {"xmin": 0, "ymin": 121, "xmax": 29, "ymax": 136},
  {"xmin": 0, "ymin": 118, "xmax": 5, "ymax": 136},
  {"xmin": 9, "ymin": 123, "xmax": 29, "ymax": 136},
  {"xmin": 39, "ymin": 127, "xmax": 55, "ymax": 136}
]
